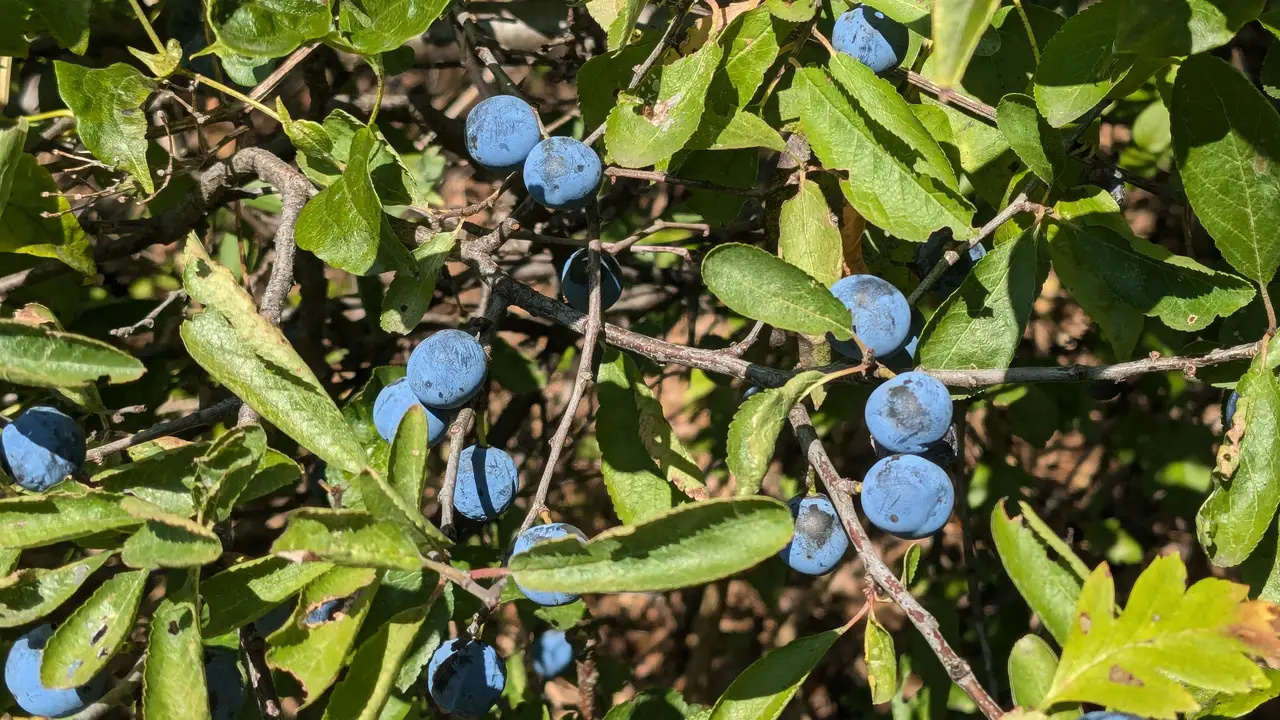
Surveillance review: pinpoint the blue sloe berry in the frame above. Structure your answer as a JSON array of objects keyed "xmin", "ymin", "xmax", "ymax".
[
  {"xmin": 523, "ymin": 137, "xmax": 602, "ymax": 210},
  {"xmin": 861, "ymin": 454, "xmax": 954, "ymax": 539},
  {"xmin": 832, "ymin": 7, "xmax": 910, "ymax": 74},
  {"xmin": 407, "ymin": 329, "xmax": 488, "ymax": 409},
  {"xmin": 426, "ymin": 638, "xmax": 506, "ymax": 717},
  {"xmin": 914, "ymin": 230, "xmax": 987, "ymax": 298},
  {"xmin": 4, "ymin": 624, "xmax": 105, "ymax": 718},
  {"xmin": 303, "ymin": 598, "xmax": 343, "ymax": 626},
  {"xmin": 878, "ymin": 307, "xmax": 926, "ymax": 372},
  {"xmin": 1, "ymin": 406, "xmax": 85, "ymax": 492},
  {"xmin": 744, "ymin": 386, "xmax": 762, "ymax": 399},
  {"xmin": 1224, "ymin": 389, "xmax": 1240, "ymax": 430},
  {"xmin": 465, "ymin": 95, "xmax": 542, "ymax": 173},
  {"xmin": 531, "ymin": 629, "xmax": 575, "ymax": 678},
  {"xmin": 205, "ymin": 650, "xmax": 246, "ymax": 720},
  {"xmin": 560, "ymin": 248, "xmax": 624, "ymax": 313},
  {"xmin": 865, "ymin": 371, "xmax": 953, "ymax": 454},
  {"xmin": 872, "ymin": 423, "xmax": 957, "ymax": 468},
  {"xmin": 372, "ymin": 377, "xmax": 450, "ymax": 445},
  {"xmin": 510, "ymin": 523, "xmax": 589, "ymax": 606},
  {"xmin": 827, "ymin": 275, "xmax": 912, "ymax": 360},
  {"xmin": 453, "ymin": 445, "xmax": 520, "ymax": 521},
  {"xmin": 780, "ymin": 494, "xmax": 850, "ymax": 575}
]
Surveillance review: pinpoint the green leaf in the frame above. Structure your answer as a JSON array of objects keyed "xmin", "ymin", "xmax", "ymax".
[
  {"xmin": 200, "ymin": 424, "xmax": 267, "ymax": 522},
  {"xmin": 865, "ymin": 613, "xmax": 897, "ymax": 704},
  {"xmin": 1050, "ymin": 188, "xmax": 1255, "ymax": 333},
  {"xmin": 0, "ymin": 493, "xmax": 141, "ymax": 549},
  {"xmin": 930, "ymin": 0, "xmax": 1001, "ymax": 88},
  {"xmin": 991, "ymin": 499, "xmax": 1087, "ymax": 645},
  {"xmin": 764, "ymin": 0, "xmax": 816, "ymax": 22},
  {"xmin": 238, "ymin": 448, "xmax": 303, "ymax": 504},
  {"xmin": 322, "ymin": 606, "xmax": 427, "ymax": 720},
  {"xmin": 1046, "ymin": 188, "xmax": 1145, "ymax": 359},
  {"xmin": 778, "ymin": 180, "xmax": 842, "ymax": 288},
  {"xmin": 702, "ymin": 244, "xmax": 852, "ymax": 338},
  {"xmin": 294, "ymin": 108, "xmax": 421, "ymax": 206},
  {"xmin": 0, "ymin": 319, "xmax": 144, "ymax": 389},
  {"xmin": 296, "ymin": 127, "xmax": 413, "ymax": 276},
  {"xmin": 708, "ymin": 626, "xmax": 844, "ymax": 720},
  {"xmin": 273, "ymin": 508, "xmax": 427, "ymax": 571},
  {"xmin": 720, "ymin": 8, "xmax": 782, "ymax": 108},
  {"xmin": 791, "ymin": 66, "xmax": 973, "ymax": 242},
  {"xmin": 1189, "ymin": 668, "xmax": 1280, "ymax": 718},
  {"xmin": 128, "ymin": 38, "xmax": 185, "ymax": 79},
  {"xmin": 96, "ymin": 441, "xmax": 208, "ymax": 516},
  {"xmin": 1040, "ymin": 554, "xmax": 1275, "ymax": 717},
  {"xmin": 510, "ymin": 497, "xmax": 794, "ymax": 593},
  {"xmin": 181, "ymin": 236, "xmax": 368, "ymax": 474},
  {"xmin": 578, "ymin": 41, "xmax": 656, "ymax": 134},
  {"xmin": 41, "ymin": 569, "xmax": 147, "ymax": 689},
  {"xmin": 202, "ymin": 556, "xmax": 334, "ymax": 636},
  {"xmin": 597, "ymin": 350, "xmax": 677, "ymax": 524},
  {"xmin": 353, "ymin": 469, "xmax": 450, "ymax": 550},
  {"xmin": 380, "ymin": 230, "xmax": 454, "ymax": 334},
  {"xmin": 266, "ymin": 566, "xmax": 378, "ymax": 705},
  {"xmin": 143, "ymin": 595, "xmax": 210, "ymax": 720},
  {"xmin": 0, "ymin": 553, "xmax": 111, "ymax": 627},
  {"xmin": 919, "ymin": 227, "xmax": 1041, "ymax": 372},
  {"xmin": 120, "ymin": 497, "xmax": 223, "ymax": 568},
  {"xmin": 585, "ymin": 0, "xmax": 645, "ymax": 51},
  {"xmin": 726, "ymin": 370, "xmax": 826, "ymax": 496},
  {"xmin": 0, "ymin": 154, "xmax": 93, "ymax": 274},
  {"xmin": 1009, "ymin": 635, "xmax": 1079, "ymax": 719},
  {"xmin": 207, "ymin": 0, "xmax": 332, "ymax": 58},
  {"xmin": 31, "ymin": 0, "xmax": 91, "ymax": 54},
  {"xmin": 53, "ymin": 61, "xmax": 156, "ymax": 193},
  {"xmin": 900, "ymin": 543, "xmax": 921, "ymax": 586},
  {"xmin": 1033, "ymin": 0, "xmax": 1135, "ymax": 128},
  {"xmin": 0, "ymin": 118, "xmax": 27, "ymax": 215},
  {"xmin": 1116, "ymin": 0, "xmax": 1263, "ymax": 57},
  {"xmin": 387, "ymin": 405, "xmax": 429, "ymax": 507},
  {"xmin": 605, "ymin": 42, "xmax": 723, "ymax": 168},
  {"xmin": 607, "ymin": 688, "xmax": 707, "ymax": 720},
  {"xmin": 337, "ymin": 0, "xmax": 450, "ymax": 55},
  {"xmin": 997, "ymin": 93, "xmax": 1065, "ymax": 185},
  {"xmin": 1197, "ymin": 349, "xmax": 1280, "ymax": 567},
  {"xmin": 1172, "ymin": 54, "xmax": 1280, "ymax": 285}
]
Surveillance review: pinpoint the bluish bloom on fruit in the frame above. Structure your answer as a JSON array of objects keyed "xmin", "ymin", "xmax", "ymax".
[
  {"xmin": 872, "ymin": 423, "xmax": 957, "ymax": 467},
  {"xmin": 861, "ymin": 454, "xmax": 954, "ymax": 539},
  {"xmin": 303, "ymin": 598, "xmax": 343, "ymax": 626},
  {"xmin": 780, "ymin": 494, "xmax": 850, "ymax": 575},
  {"xmin": 427, "ymin": 638, "xmax": 507, "ymax": 717},
  {"xmin": 560, "ymin": 248, "xmax": 624, "ymax": 313},
  {"xmin": 1224, "ymin": 389, "xmax": 1240, "ymax": 430},
  {"xmin": 865, "ymin": 371, "xmax": 953, "ymax": 454},
  {"xmin": 465, "ymin": 95, "xmax": 542, "ymax": 173},
  {"xmin": 4, "ymin": 624, "xmax": 105, "ymax": 718},
  {"xmin": 1, "ymin": 406, "xmax": 85, "ymax": 492},
  {"xmin": 523, "ymin": 137, "xmax": 603, "ymax": 210},
  {"xmin": 205, "ymin": 650, "xmax": 246, "ymax": 720},
  {"xmin": 372, "ymin": 377, "xmax": 450, "ymax": 445},
  {"xmin": 914, "ymin": 230, "xmax": 987, "ymax": 298},
  {"xmin": 879, "ymin": 307, "xmax": 926, "ymax": 372},
  {"xmin": 744, "ymin": 386, "xmax": 762, "ymax": 399},
  {"xmin": 510, "ymin": 523, "xmax": 589, "ymax": 606},
  {"xmin": 827, "ymin": 275, "xmax": 912, "ymax": 360},
  {"xmin": 531, "ymin": 629, "xmax": 575, "ymax": 677},
  {"xmin": 832, "ymin": 7, "xmax": 910, "ymax": 74},
  {"xmin": 454, "ymin": 445, "xmax": 520, "ymax": 521},
  {"xmin": 407, "ymin": 329, "xmax": 488, "ymax": 409}
]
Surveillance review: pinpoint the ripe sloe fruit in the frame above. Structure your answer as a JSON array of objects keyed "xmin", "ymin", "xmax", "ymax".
[
  {"xmin": 453, "ymin": 445, "xmax": 520, "ymax": 521},
  {"xmin": 560, "ymin": 248, "xmax": 624, "ymax": 313},
  {"xmin": 531, "ymin": 629, "xmax": 575, "ymax": 678},
  {"xmin": 465, "ymin": 95, "xmax": 542, "ymax": 173},
  {"xmin": 1088, "ymin": 380, "xmax": 1123, "ymax": 403},
  {"xmin": 427, "ymin": 638, "xmax": 506, "ymax": 717},
  {"xmin": 828, "ymin": 275, "xmax": 912, "ymax": 360},
  {"xmin": 303, "ymin": 598, "xmax": 343, "ymax": 625},
  {"xmin": 205, "ymin": 650, "xmax": 246, "ymax": 720},
  {"xmin": 372, "ymin": 377, "xmax": 449, "ymax": 445},
  {"xmin": 407, "ymin": 329, "xmax": 488, "ymax": 409},
  {"xmin": 861, "ymin": 454, "xmax": 954, "ymax": 539},
  {"xmin": 1224, "ymin": 389, "xmax": 1240, "ymax": 430},
  {"xmin": 878, "ymin": 307, "xmax": 926, "ymax": 372},
  {"xmin": 510, "ymin": 523, "xmax": 589, "ymax": 606},
  {"xmin": 780, "ymin": 494, "xmax": 850, "ymax": 575},
  {"xmin": 1, "ymin": 406, "xmax": 85, "ymax": 492},
  {"xmin": 523, "ymin": 137, "xmax": 602, "ymax": 210},
  {"xmin": 4, "ymin": 624, "xmax": 105, "ymax": 718},
  {"xmin": 914, "ymin": 230, "xmax": 987, "ymax": 298},
  {"xmin": 872, "ymin": 423, "xmax": 958, "ymax": 467},
  {"xmin": 832, "ymin": 7, "xmax": 910, "ymax": 74},
  {"xmin": 865, "ymin": 371, "xmax": 953, "ymax": 454}
]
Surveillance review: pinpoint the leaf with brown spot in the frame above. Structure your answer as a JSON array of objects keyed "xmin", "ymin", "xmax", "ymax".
[{"xmin": 1041, "ymin": 554, "xmax": 1278, "ymax": 718}]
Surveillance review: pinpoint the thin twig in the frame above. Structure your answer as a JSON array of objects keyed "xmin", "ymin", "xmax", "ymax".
[
  {"xmin": 788, "ymin": 405, "xmax": 1004, "ymax": 720},
  {"xmin": 86, "ymin": 398, "xmax": 242, "ymax": 463},
  {"xmin": 1260, "ymin": 283, "xmax": 1277, "ymax": 336},
  {"xmin": 110, "ymin": 290, "xmax": 187, "ymax": 338},
  {"xmin": 907, "ymin": 194, "xmax": 1041, "ymax": 305},
  {"xmin": 604, "ymin": 166, "xmax": 769, "ymax": 197},
  {"xmin": 423, "ymin": 557, "xmax": 501, "ymax": 607},
  {"xmin": 901, "ymin": 69, "xmax": 997, "ymax": 121},
  {"xmin": 239, "ymin": 624, "xmax": 282, "ymax": 718},
  {"xmin": 439, "ymin": 407, "xmax": 476, "ymax": 538},
  {"xmin": 724, "ymin": 320, "xmax": 766, "ymax": 358},
  {"xmin": 248, "ymin": 44, "xmax": 319, "ymax": 102}
]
